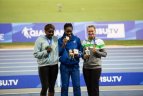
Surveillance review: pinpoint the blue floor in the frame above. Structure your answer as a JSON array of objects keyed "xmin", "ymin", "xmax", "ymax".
[{"xmin": 0, "ymin": 90, "xmax": 143, "ymax": 96}]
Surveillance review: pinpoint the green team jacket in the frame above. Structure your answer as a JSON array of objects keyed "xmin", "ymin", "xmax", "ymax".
[{"xmin": 82, "ymin": 38, "xmax": 107, "ymax": 69}]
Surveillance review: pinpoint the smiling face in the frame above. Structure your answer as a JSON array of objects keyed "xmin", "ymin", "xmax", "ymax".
[
  {"xmin": 45, "ymin": 28, "xmax": 54, "ymax": 39},
  {"xmin": 44, "ymin": 24, "xmax": 55, "ymax": 39},
  {"xmin": 87, "ymin": 25, "xmax": 96, "ymax": 40}
]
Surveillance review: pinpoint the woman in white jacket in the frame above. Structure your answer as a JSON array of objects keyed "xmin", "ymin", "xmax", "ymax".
[{"xmin": 34, "ymin": 24, "xmax": 58, "ymax": 96}]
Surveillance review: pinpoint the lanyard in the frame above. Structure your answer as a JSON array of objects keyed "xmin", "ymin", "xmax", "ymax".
[
  {"xmin": 88, "ymin": 38, "xmax": 96, "ymax": 45},
  {"xmin": 94, "ymin": 38, "xmax": 96, "ymax": 45},
  {"xmin": 47, "ymin": 38, "xmax": 52, "ymax": 46}
]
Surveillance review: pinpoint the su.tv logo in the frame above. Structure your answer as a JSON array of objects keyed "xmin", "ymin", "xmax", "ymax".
[{"xmin": 22, "ymin": 27, "xmax": 44, "ymax": 39}]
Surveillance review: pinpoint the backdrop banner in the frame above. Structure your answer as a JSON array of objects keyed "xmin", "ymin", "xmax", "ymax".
[
  {"xmin": 0, "ymin": 24, "xmax": 13, "ymax": 43},
  {"xmin": 0, "ymin": 72, "xmax": 143, "ymax": 89},
  {"xmin": 0, "ymin": 21, "xmax": 143, "ymax": 42}
]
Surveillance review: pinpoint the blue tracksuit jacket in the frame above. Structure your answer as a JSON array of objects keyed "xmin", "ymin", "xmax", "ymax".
[{"xmin": 58, "ymin": 34, "xmax": 83, "ymax": 65}]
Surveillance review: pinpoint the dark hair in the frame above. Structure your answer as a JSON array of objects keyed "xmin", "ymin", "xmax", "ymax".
[
  {"xmin": 44, "ymin": 24, "xmax": 55, "ymax": 31},
  {"xmin": 64, "ymin": 23, "xmax": 73, "ymax": 30}
]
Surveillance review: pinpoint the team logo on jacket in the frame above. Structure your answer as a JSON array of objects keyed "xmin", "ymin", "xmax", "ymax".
[{"xmin": 73, "ymin": 40, "xmax": 76, "ymax": 43}]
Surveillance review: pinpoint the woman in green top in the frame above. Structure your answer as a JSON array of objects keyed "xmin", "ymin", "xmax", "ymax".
[{"xmin": 82, "ymin": 25, "xmax": 107, "ymax": 96}]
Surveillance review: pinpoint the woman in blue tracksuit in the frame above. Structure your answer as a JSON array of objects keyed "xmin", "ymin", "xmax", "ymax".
[{"xmin": 58, "ymin": 23, "xmax": 83, "ymax": 96}]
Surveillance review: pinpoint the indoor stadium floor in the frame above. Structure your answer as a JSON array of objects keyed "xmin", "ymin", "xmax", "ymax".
[
  {"xmin": 0, "ymin": 47, "xmax": 143, "ymax": 96},
  {"xmin": 0, "ymin": 90, "xmax": 143, "ymax": 96}
]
